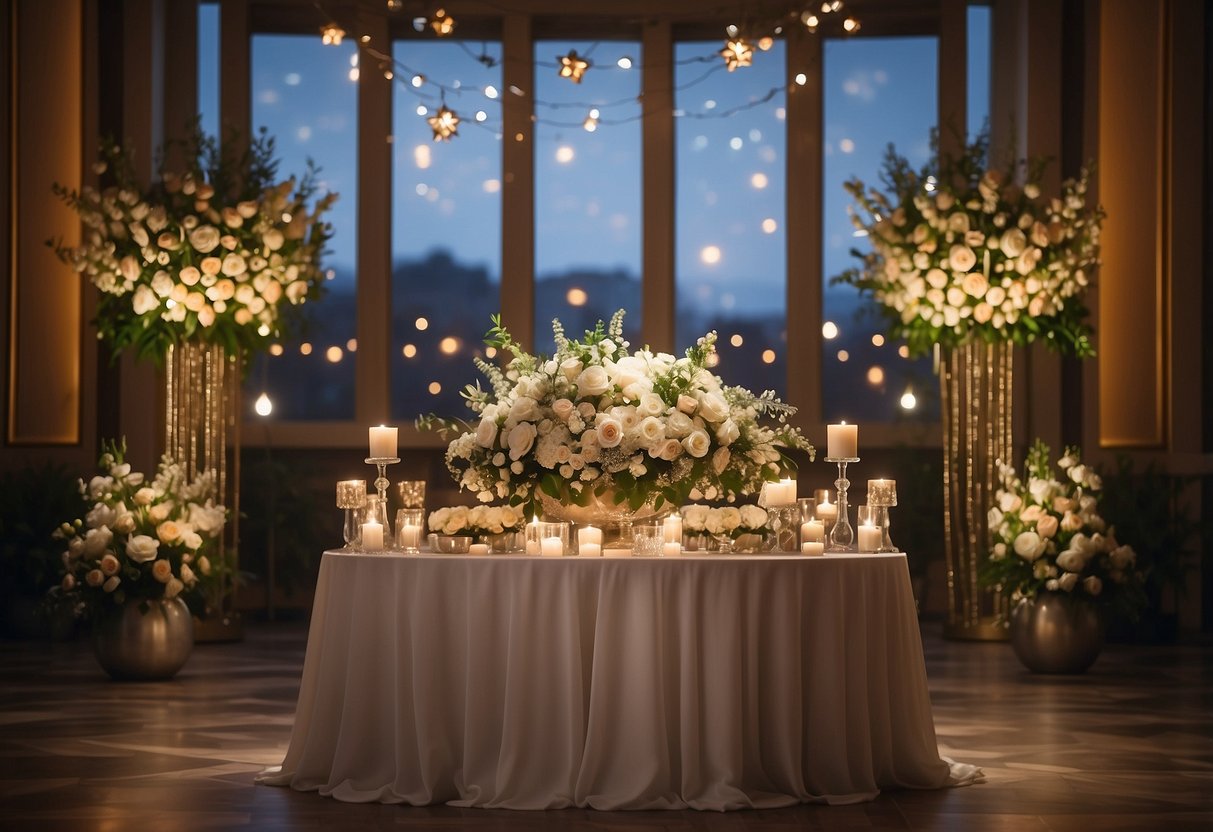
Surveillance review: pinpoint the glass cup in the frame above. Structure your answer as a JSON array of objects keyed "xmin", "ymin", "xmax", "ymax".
[
  {"xmin": 631, "ymin": 524, "xmax": 664, "ymax": 557},
  {"xmin": 336, "ymin": 480, "xmax": 367, "ymax": 550},
  {"xmin": 395, "ymin": 507, "xmax": 424, "ymax": 553},
  {"xmin": 397, "ymin": 479, "xmax": 426, "ymax": 509},
  {"xmin": 798, "ymin": 497, "xmax": 817, "ymax": 523},
  {"xmin": 364, "ymin": 495, "xmax": 391, "ymax": 541},
  {"xmin": 536, "ymin": 521, "xmax": 570, "ymax": 556},
  {"xmin": 856, "ymin": 505, "xmax": 884, "ymax": 553}
]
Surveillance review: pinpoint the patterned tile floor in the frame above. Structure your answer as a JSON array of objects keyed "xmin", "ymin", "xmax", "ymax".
[{"xmin": 1, "ymin": 622, "xmax": 1211, "ymax": 831}]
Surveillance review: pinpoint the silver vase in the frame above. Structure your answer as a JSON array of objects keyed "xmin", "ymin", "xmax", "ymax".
[
  {"xmin": 1009, "ymin": 591, "xmax": 1104, "ymax": 674},
  {"xmin": 93, "ymin": 597, "xmax": 195, "ymax": 681}
]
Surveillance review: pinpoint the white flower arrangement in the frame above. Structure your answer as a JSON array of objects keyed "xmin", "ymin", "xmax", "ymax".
[
  {"xmin": 680, "ymin": 504, "xmax": 769, "ymax": 538},
  {"xmin": 50, "ymin": 441, "xmax": 226, "ymax": 617},
  {"xmin": 428, "ymin": 504, "xmax": 527, "ymax": 538},
  {"xmin": 420, "ymin": 312, "xmax": 814, "ymax": 518},
  {"xmin": 51, "ymin": 123, "xmax": 335, "ymax": 361},
  {"xmin": 835, "ymin": 132, "xmax": 1104, "ymax": 357},
  {"xmin": 982, "ymin": 440, "xmax": 1144, "ymax": 616}
]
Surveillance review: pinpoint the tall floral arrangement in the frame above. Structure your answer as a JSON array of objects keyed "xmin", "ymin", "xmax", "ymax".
[
  {"xmin": 51, "ymin": 122, "xmax": 336, "ymax": 361},
  {"xmin": 834, "ymin": 132, "xmax": 1104, "ymax": 357},
  {"xmin": 420, "ymin": 312, "xmax": 814, "ymax": 517},
  {"xmin": 49, "ymin": 442, "xmax": 227, "ymax": 619},
  {"xmin": 982, "ymin": 441, "xmax": 1144, "ymax": 618}
]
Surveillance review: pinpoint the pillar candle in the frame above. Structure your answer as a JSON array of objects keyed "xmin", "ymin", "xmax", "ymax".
[
  {"xmin": 662, "ymin": 541, "xmax": 681, "ymax": 557},
  {"xmin": 578, "ymin": 543, "xmax": 602, "ymax": 557},
  {"xmin": 369, "ymin": 425, "xmax": 398, "ymax": 459},
  {"xmin": 801, "ymin": 541, "xmax": 824, "ymax": 556},
  {"xmin": 817, "ymin": 499, "xmax": 837, "ymax": 524},
  {"xmin": 779, "ymin": 478, "xmax": 797, "ymax": 506},
  {"xmin": 857, "ymin": 523, "xmax": 881, "ymax": 552},
  {"xmin": 541, "ymin": 536, "xmax": 564, "ymax": 557},
  {"xmin": 579, "ymin": 526, "xmax": 603, "ymax": 547},
  {"xmin": 827, "ymin": 422, "xmax": 858, "ymax": 459},
  {"xmin": 361, "ymin": 521, "xmax": 383, "ymax": 551},
  {"xmin": 663, "ymin": 515, "xmax": 683, "ymax": 543},
  {"xmin": 399, "ymin": 524, "xmax": 421, "ymax": 551},
  {"xmin": 801, "ymin": 520, "xmax": 824, "ymax": 543}
]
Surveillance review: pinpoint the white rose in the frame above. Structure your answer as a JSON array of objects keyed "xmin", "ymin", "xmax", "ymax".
[
  {"xmin": 263, "ymin": 228, "xmax": 285, "ymax": 251},
  {"xmin": 999, "ymin": 227, "xmax": 1027, "ymax": 258},
  {"xmin": 82, "ymin": 525, "xmax": 112, "ymax": 558},
  {"xmin": 596, "ymin": 417, "xmax": 623, "ymax": 448},
  {"xmin": 221, "ymin": 253, "xmax": 247, "ymax": 277},
  {"xmin": 559, "ymin": 357, "xmax": 583, "ymax": 382},
  {"xmin": 506, "ymin": 422, "xmax": 537, "ymax": 461},
  {"xmin": 676, "ymin": 394, "xmax": 698, "ymax": 415},
  {"xmin": 739, "ymin": 504, "xmax": 767, "ymax": 530},
  {"xmin": 148, "ymin": 501, "xmax": 173, "ymax": 523},
  {"xmin": 152, "ymin": 558, "xmax": 173, "ymax": 583},
  {"xmin": 182, "ymin": 530, "xmax": 203, "ymax": 551},
  {"xmin": 187, "ymin": 503, "xmax": 225, "ymax": 535},
  {"xmin": 189, "ymin": 225, "xmax": 221, "ymax": 253},
  {"xmin": 682, "ymin": 429, "xmax": 711, "ymax": 458},
  {"xmin": 508, "ymin": 396, "xmax": 540, "ymax": 424},
  {"xmin": 697, "ymin": 392, "xmax": 728, "ymax": 423},
  {"xmin": 475, "ymin": 416, "xmax": 498, "ymax": 448},
  {"xmin": 551, "ymin": 398, "xmax": 575, "ymax": 422},
  {"xmin": 637, "ymin": 393, "xmax": 665, "ymax": 418},
  {"xmin": 1055, "ymin": 548, "xmax": 1084, "ymax": 572},
  {"xmin": 125, "ymin": 534, "xmax": 160, "ymax": 563},
  {"xmin": 165, "ymin": 577, "xmax": 184, "ymax": 599},
  {"xmin": 999, "ymin": 492, "xmax": 1022, "ymax": 513},
  {"xmin": 1013, "ymin": 530, "xmax": 1044, "ymax": 561},
  {"xmin": 86, "ymin": 501, "xmax": 117, "ymax": 529},
  {"xmin": 576, "ymin": 365, "xmax": 611, "ymax": 397},
  {"xmin": 715, "ymin": 419, "xmax": 740, "ymax": 446},
  {"xmin": 1057, "ymin": 571, "xmax": 1079, "ymax": 592},
  {"xmin": 948, "ymin": 244, "xmax": 977, "ymax": 272},
  {"xmin": 130, "ymin": 285, "xmax": 158, "ymax": 316},
  {"xmin": 638, "ymin": 416, "xmax": 665, "ymax": 444},
  {"xmin": 1035, "ymin": 514, "xmax": 1059, "ymax": 539}
]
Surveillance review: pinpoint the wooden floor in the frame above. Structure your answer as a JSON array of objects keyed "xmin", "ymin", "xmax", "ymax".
[{"xmin": 1, "ymin": 620, "xmax": 1211, "ymax": 831}]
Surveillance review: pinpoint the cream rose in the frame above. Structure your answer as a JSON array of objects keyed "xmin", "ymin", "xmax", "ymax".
[
  {"xmin": 189, "ymin": 225, "xmax": 221, "ymax": 253},
  {"xmin": 948, "ymin": 244, "xmax": 977, "ymax": 272},
  {"xmin": 86, "ymin": 569, "xmax": 104, "ymax": 587},
  {"xmin": 1013, "ymin": 530, "xmax": 1044, "ymax": 561},
  {"xmin": 575, "ymin": 365, "xmax": 611, "ymax": 397},
  {"xmin": 596, "ymin": 416, "xmax": 623, "ymax": 448},
  {"xmin": 475, "ymin": 416, "xmax": 498, "ymax": 449},
  {"xmin": 638, "ymin": 416, "xmax": 665, "ymax": 444},
  {"xmin": 125, "ymin": 534, "xmax": 160, "ymax": 563},
  {"xmin": 551, "ymin": 398, "xmax": 575, "ymax": 422},
  {"xmin": 1035, "ymin": 514, "xmax": 1059, "ymax": 539},
  {"xmin": 156, "ymin": 520, "xmax": 182, "ymax": 544},
  {"xmin": 682, "ymin": 429, "xmax": 711, "ymax": 459},
  {"xmin": 506, "ymin": 422, "xmax": 537, "ymax": 461},
  {"xmin": 999, "ymin": 227, "xmax": 1027, "ymax": 258},
  {"xmin": 152, "ymin": 558, "xmax": 173, "ymax": 583},
  {"xmin": 697, "ymin": 392, "xmax": 728, "ymax": 423},
  {"xmin": 99, "ymin": 553, "xmax": 120, "ymax": 576}
]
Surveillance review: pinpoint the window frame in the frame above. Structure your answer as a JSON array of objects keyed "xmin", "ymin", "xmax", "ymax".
[{"xmin": 220, "ymin": 0, "xmax": 958, "ymax": 451}]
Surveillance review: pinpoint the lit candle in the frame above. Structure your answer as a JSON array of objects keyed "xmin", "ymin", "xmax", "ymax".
[
  {"xmin": 868, "ymin": 478, "xmax": 898, "ymax": 506},
  {"xmin": 800, "ymin": 541, "xmax": 824, "ymax": 556},
  {"xmin": 663, "ymin": 515, "xmax": 683, "ymax": 543},
  {"xmin": 469, "ymin": 543, "xmax": 489, "ymax": 556},
  {"xmin": 827, "ymin": 422, "xmax": 858, "ymax": 459},
  {"xmin": 817, "ymin": 498, "xmax": 837, "ymax": 524},
  {"xmin": 857, "ymin": 522, "xmax": 881, "ymax": 552},
  {"xmin": 578, "ymin": 526, "xmax": 602, "ymax": 554},
  {"xmin": 662, "ymin": 541, "xmax": 681, "ymax": 557},
  {"xmin": 801, "ymin": 520, "xmax": 824, "ymax": 543},
  {"xmin": 369, "ymin": 425, "xmax": 398, "ymax": 459},
  {"xmin": 578, "ymin": 542, "xmax": 602, "ymax": 557},
  {"xmin": 361, "ymin": 521, "xmax": 384, "ymax": 551},
  {"xmin": 525, "ymin": 516, "xmax": 540, "ymax": 555},
  {"xmin": 399, "ymin": 523, "xmax": 421, "ymax": 551},
  {"xmin": 541, "ymin": 536, "xmax": 564, "ymax": 557},
  {"xmin": 779, "ymin": 478, "xmax": 797, "ymax": 506}
]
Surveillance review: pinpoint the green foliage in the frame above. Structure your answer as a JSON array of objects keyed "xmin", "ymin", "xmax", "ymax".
[{"xmin": 0, "ymin": 462, "xmax": 85, "ymax": 599}]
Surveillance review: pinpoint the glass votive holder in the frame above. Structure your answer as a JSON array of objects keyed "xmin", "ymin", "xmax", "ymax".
[
  {"xmin": 432, "ymin": 534, "xmax": 472, "ymax": 554},
  {"xmin": 397, "ymin": 479, "xmax": 426, "ymax": 509},
  {"xmin": 395, "ymin": 507, "xmax": 424, "ymax": 553},
  {"xmin": 814, "ymin": 488, "xmax": 838, "ymax": 532},
  {"xmin": 856, "ymin": 505, "xmax": 883, "ymax": 553},
  {"xmin": 632, "ymin": 524, "xmax": 664, "ymax": 557},
  {"xmin": 537, "ymin": 521, "xmax": 570, "ymax": 556},
  {"xmin": 798, "ymin": 497, "xmax": 817, "ymax": 524},
  {"xmin": 867, "ymin": 478, "xmax": 898, "ymax": 507},
  {"xmin": 577, "ymin": 525, "xmax": 603, "ymax": 557},
  {"xmin": 337, "ymin": 480, "xmax": 366, "ymax": 550}
]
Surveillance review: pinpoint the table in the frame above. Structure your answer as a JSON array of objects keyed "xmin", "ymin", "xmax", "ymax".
[{"xmin": 259, "ymin": 551, "xmax": 979, "ymax": 810}]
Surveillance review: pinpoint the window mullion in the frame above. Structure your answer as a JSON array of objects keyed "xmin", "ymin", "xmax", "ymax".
[
  {"xmin": 500, "ymin": 13, "xmax": 535, "ymax": 350},
  {"xmin": 640, "ymin": 19, "xmax": 674, "ymax": 354}
]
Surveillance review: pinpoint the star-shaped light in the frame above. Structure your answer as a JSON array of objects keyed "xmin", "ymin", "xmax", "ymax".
[
  {"xmin": 320, "ymin": 23, "xmax": 345, "ymax": 45},
  {"xmin": 557, "ymin": 50, "xmax": 591, "ymax": 84},
  {"xmin": 720, "ymin": 38, "xmax": 754, "ymax": 71},
  {"xmin": 427, "ymin": 105, "xmax": 460, "ymax": 141},
  {"xmin": 430, "ymin": 9, "xmax": 456, "ymax": 36}
]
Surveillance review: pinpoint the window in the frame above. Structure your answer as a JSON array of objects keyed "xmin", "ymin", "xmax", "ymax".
[
  {"xmin": 675, "ymin": 40, "xmax": 787, "ymax": 396},
  {"xmin": 197, "ymin": 2, "xmax": 219, "ymax": 141},
  {"xmin": 822, "ymin": 36, "xmax": 939, "ymax": 423},
  {"xmin": 968, "ymin": 4, "xmax": 992, "ymax": 139},
  {"xmin": 246, "ymin": 34, "xmax": 358, "ymax": 420},
  {"xmin": 390, "ymin": 39, "xmax": 503, "ymax": 419},
  {"xmin": 533, "ymin": 40, "xmax": 642, "ymax": 353}
]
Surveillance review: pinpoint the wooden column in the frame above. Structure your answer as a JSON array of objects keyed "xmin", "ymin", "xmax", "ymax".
[
  {"xmin": 499, "ymin": 14, "xmax": 534, "ymax": 350},
  {"xmin": 640, "ymin": 19, "xmax": 674, "ymax": 354},
  {"xmin": 937, "ymin": 0, "xmax": 968, "ymax": 158}
]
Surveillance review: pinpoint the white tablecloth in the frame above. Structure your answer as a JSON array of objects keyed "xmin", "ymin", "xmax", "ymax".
[{"xmin": 259, "ymin": 551, "xmax": 979, "ymax": 810}]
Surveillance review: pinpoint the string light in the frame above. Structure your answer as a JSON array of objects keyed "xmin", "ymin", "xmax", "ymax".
[
  {"xmin": 429, "ymin": 8, "xmax": 456, "ymax": 37},
  {"xmin": 843, "ymin": 16, "xmax": 861, "ymax": 33},
  {"xmin": 719, "ymin": 38, "xmax": 754, "ymax": 71},
  {"xmin": 557, "ymin": 50, "xmax": 591, "ymax": 83},
  {"xmin": 386, "ymin": 0, "xmax": 403, "ymax": 10},
  {"xmin": 320, "ymin": 23, "xmax": 345, "ymax": 45},
  {"xmin": 427, "ymin": 105, "xmax": 460, "ymax": 141},
  {"xmin": 254, "ymin": 393, "xmax": 273, "ymax": 417}
]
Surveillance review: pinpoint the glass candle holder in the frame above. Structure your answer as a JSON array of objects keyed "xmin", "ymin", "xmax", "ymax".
[
  {"xmin": 814, "ymin": 488, "xmax": 838, "ymax": 534},
  {"xmin": 364, "ymin": 495, "xmax": 391, "ymax": 542},
  {"xmin": 537, "ymin": 521, "xmax": 570, "ymax": 556},
  {"xmin": 336, "ymin": 480, "xmax": 366, "ymax": 550},
  {"xmin": 798, "ymin": 497, "xmax": 817, "ymax": 524},
  {"xmin": 397, "ymin": 479, "xmax": 426, "ymax": 509},
  {"xmin": 867, "ymin": 478, "xmax": 898, "ymax": 553},
  {"xmin": 631, "ymin": 524, "xmax": 664, "ymax": 557},
  {"xmin": 395, "ymin": 507, "xmax": 424, "ymax": 553},
  {"xmin": 856, "ymin": 505, "xmax": 883, "ymax": 553}
]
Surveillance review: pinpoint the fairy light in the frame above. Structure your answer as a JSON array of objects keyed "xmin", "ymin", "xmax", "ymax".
[
  {"xmin": 719, "ymin": 38, "xmax": 754, "ymax": 71},
  {"xmin": 320, "ymin": 23, "xmax": 345, "ymax": 45},
  {"xmin": 558, "ymin": 50, "xmax": 591, "ymax": 83},
  {"xmin": 429, "ymin": 9, "xmax": 456, "ymax": 36},
  {"xmin": 427, "ymin": 105, "xmax": 460, "ymax": 141},
  {"xmin": 254, "ymin": 393, "xmax": 273, "ymax": 417},
  {"xmin": 843, "ymin": 16, "xmax": 861, "ymax": 33},
  {"xmin": 617, "ymin": 56, "xmax": 633, "ymax": 69},
  {"xmin": 900, "ymin": 389, "xmax": 918, "ymax": 410}
]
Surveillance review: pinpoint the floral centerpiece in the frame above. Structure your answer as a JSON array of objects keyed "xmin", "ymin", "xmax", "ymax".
[
  {"xmin": 428, "ymin": 504, "xmax": 527, "ymax": 539},
  {"xmin": 420, "ymin": 312, "xmax": 813, "ymax": 520},
  {"xmin": 834, "ymin": 132, "xmax": 1104, "ymax": 357},
  {"xmin": 982, "ymin": 440, "xmax": 1144, "ymax": 617},
  {"xmin": 681, "ymin": 504, "xmax": 768, "ymax": 538},
  {"xmin": 48, "ymin": 442, "xmax": 226, "ymax": 619},
  {"xmin": 51, "ymin": 123, "xmax": 336, "ymax": 361}
]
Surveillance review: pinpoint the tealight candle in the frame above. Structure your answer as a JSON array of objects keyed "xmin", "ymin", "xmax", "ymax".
[
  {"xmin": 827, "ymin": 422, "xmax": 858, "ymax": 459},
  {"xmin": 369, "ymin": 425, "xmax": 398, "ymax": 459},
  {"xmin": 541, "ymin": 536, "xmax": 564, "ymax": 557},
  {"xmin": 361, "ymin": 521, "xmax": 384, "ymax": 551},
  {"xmin": 662, "ymin": 541, "xmax": 681, "ymax": 557},
  {"xmin": 469, "ymin": 543, "xmax": 489, "ymax": 556},
  {"xmin": 663, "ymin": 515, "xmax": 683, "ymax": 543},
  {"xmin": 800, "ymin": 541, "xmax": 824, "ymax": 556}
]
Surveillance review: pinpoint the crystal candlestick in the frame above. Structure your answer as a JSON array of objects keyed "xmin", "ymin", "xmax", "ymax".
[
  {"xmin": 825, "ymin": 456, "xmax": 859, "ymax": 551},
  {"xmin": 365, "ymin": 457, "xmax": 401, "ymax": 539}
]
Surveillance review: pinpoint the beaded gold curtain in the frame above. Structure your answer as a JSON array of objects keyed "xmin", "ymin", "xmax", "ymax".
[
  {"xmin": 940, "ymin": 340, "xmax": 1013, "ymax": 640},
  {"xmin": 164, "ymin": 342, "xmax": 241, "ymax": 638}
]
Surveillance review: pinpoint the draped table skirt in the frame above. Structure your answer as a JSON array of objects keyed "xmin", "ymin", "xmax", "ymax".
[{"xmin": 259, "ymin": 551, "xmax": 979, "ymax": 810}]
